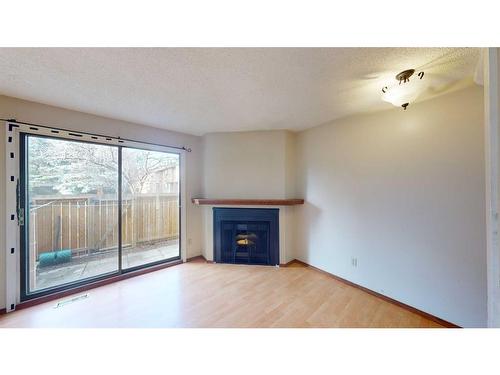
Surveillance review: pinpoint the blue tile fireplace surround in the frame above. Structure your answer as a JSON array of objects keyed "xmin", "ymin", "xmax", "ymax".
[{"xmin": 213, "ymin": 208, "xmax": 279, "ymax": 266}]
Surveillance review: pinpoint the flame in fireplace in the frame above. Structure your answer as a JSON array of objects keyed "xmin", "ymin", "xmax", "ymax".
[{"xmin": 236, "ymin": 233, "xmax": 257, "ymax": 246}]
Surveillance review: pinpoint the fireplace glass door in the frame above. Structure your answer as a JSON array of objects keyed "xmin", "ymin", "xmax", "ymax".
[{"xmin": 221, "ymin": 221, "xmax": 271, "ymax": 265}]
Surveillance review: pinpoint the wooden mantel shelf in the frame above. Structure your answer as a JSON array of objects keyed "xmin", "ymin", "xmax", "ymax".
[{"xmin": 191, "ymin": 198, "xmax": 304, "ymax": 206}]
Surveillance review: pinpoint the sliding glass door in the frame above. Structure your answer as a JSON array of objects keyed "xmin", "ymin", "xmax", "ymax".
[
  {"xmin": 20, "ymin": 133, "xmax": 181, "ymax": 300},
  {"xmin": 121, "ymin": 147, "xmax": 180, "ymax": 270}
]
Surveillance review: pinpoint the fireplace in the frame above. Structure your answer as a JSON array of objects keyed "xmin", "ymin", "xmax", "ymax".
[{"xmin": 213, "ymin": 208, "xmax": 279, "ymax": 266}]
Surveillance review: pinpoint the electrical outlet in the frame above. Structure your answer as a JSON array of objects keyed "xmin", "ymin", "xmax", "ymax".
[{"xmin": 351, "ymin": 257, "xmax": 358, "ymax": 267}]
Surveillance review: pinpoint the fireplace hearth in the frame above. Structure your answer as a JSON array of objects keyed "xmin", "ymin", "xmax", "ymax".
[{"xmin": 213, "ymin": 208, "xmax": 279, "ymax": 266}]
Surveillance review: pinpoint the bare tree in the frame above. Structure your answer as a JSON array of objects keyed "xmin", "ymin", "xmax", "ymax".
[{"xmin": 29, "ymin": 137, "xmax": 178, "ymax": 196}]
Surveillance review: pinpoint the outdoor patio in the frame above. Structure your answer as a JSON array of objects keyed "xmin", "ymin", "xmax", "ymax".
[
  {"xmin": 28, "ymin": 191, "xmax": 180, "ymax": 293},
  {"xmin": 33, "ymin": 240, "xmax": 179, "ymax": 291}
]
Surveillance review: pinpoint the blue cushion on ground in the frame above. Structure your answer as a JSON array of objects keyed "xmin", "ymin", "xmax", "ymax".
[{"xmin": 38, "ymin": 250, "xmax": 72, "ymax": 268}]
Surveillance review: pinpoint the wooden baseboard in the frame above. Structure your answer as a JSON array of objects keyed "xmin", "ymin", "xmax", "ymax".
[
  {"xmin": 187, "ymin": 255, "xmax": 204, "ymax": 262},
  {"xmin": 0, "ymin": 307, "xmax": 6, "ymax": 315},
  {"xmin": 15, "ymin": 259, "xmax": 183, "ymax": 311},
  {"xmin": 187, "ymin": 255, "xmax": 213, "ymax": 263},
  {"xmin": 279, "ymin": 259, "xmax": 296, "ymax": 267},
  {"xmin": 290, "ymin": 259, "xmax": 460, "ymax": 328}
]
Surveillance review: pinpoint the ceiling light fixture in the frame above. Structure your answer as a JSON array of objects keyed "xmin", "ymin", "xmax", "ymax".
[{"xmin": 381, "ymin": 69, "xmax": 426, "ymax": 110}]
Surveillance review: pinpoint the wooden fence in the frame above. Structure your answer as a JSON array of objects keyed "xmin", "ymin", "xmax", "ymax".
[{"xmin": 29, "ymin": 194, "xmax": 179, "ymax": 258}]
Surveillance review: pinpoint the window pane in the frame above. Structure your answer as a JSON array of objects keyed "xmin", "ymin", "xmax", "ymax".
[
  {"xmin": 26, "ymin": 135, "xmax": 119, "ymax": 293},
  {"xmin": 121, "ymin": 147, "xmax": 180, "ymax": 269}
]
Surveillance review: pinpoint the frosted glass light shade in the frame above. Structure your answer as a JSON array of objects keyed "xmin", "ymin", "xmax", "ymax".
[{"xmin": 382, "ymin": 78, "xmax": 428, "ymax": 108}]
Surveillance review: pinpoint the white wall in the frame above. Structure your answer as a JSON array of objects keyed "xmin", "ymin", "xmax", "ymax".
[
  {"xmin": 202, "ymin": 130, "xmax": 294, "ymax": 199},
  {"xmin": 484, "ymin": 48, "xmax": 500, "ymax": 327},
  {"xmin": 493, "ymin": 48, "xmax": 500, "ymax": 327},
  {"xmin": 294, "ymin": 85, "xmax": 486, "ymax": 327},
  {"xmin": 0, "ymin": 95, "xmax": 204, "ymax": 309}
]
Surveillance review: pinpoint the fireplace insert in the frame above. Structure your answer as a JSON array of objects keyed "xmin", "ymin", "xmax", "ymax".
[{"xmin": 213, "ymin": 208, "xmax": 279, "ymax": 265}]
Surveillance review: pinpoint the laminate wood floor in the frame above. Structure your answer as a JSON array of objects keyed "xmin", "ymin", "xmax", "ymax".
[{"xmin": 0, "ymin": 259, "xmax": 444, "ymax": 328}]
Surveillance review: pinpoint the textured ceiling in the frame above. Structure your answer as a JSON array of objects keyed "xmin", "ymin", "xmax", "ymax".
[{"xmin": 0, "ymin": 48, "xmax": 480, "ymax": 135}]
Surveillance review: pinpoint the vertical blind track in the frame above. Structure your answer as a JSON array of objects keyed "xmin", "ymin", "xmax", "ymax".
[{"xmin": 2, "ymin": 118, "xmax": 192, "ymax": 152}]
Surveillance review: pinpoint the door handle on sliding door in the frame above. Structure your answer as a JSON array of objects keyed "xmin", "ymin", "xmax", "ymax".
[{"xmin": 16, "ymin": 178, "xmax": 24, "ymax": 226}]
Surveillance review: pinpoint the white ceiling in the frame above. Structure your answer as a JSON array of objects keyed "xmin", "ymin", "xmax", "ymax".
[{"xmin": 0, "ymin": 48, "xmax": 480, "ymax": 135}]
